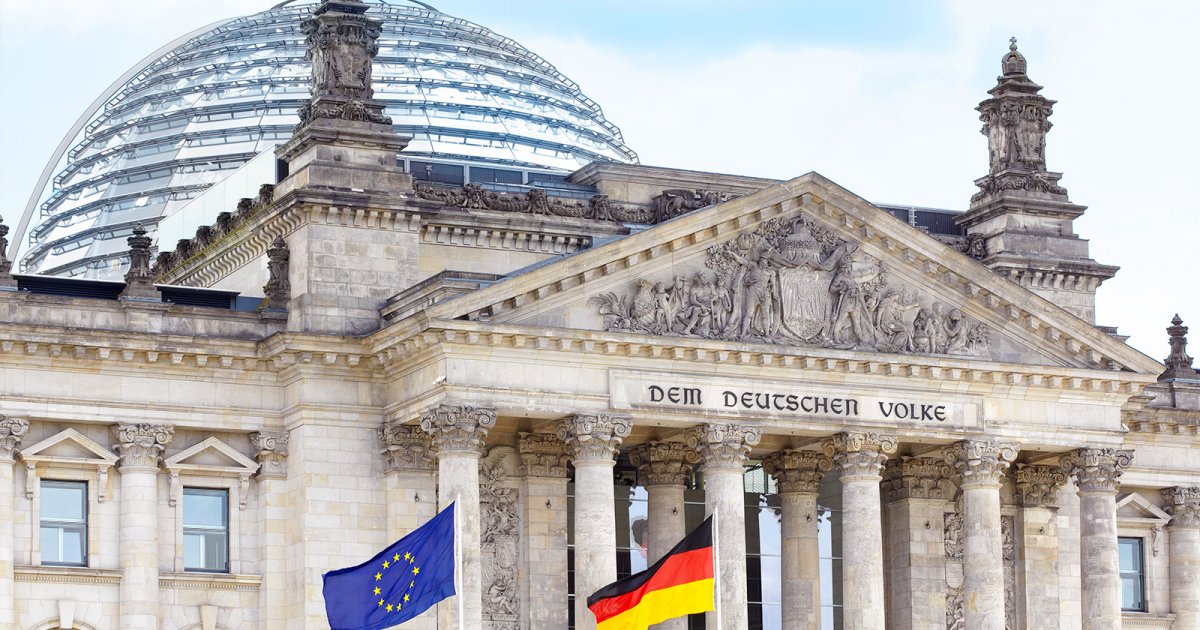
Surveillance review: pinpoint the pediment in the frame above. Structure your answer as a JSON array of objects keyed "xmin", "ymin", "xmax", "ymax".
[
  {"xmin": 19, "ymin": 428, "xmax": 118, "ymax": 465},
  {"xmin": 423, "ymin": 173, "xmax": 1161, "ymax": 373},
  {"xmin": 1116, "ymin": 492, "xmax": 1172, "ymax": 523},
  {"xmin": 163, "ymin": 437, "xmax": 258, "ymax": 475}
]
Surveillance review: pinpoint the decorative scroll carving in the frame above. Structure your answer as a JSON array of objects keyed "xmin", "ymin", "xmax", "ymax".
[
  {"xmin": 378, "ymin": 422, "xmax": 435, "ymax": 472},
  {"xmin": 120, "ymin": 224, "xmax": 161, "ymax": 301},
  {"xmin": 480, "ymin": 453, "xmax": 519, "ymax": 629},
  {"xmin": 823, "ymin": 432, "xmax": 898, "ymax": 479},
  {"xmin": 0, "ymin": 215, "xmax": 15, "ymax": 287},
  {"xmin": 0, "ymin": 415, "xmax": 29, "ymax": 462},
  {"xmin": 1162, "ymin": 486, "xmax": 1200, "ymax": 528},
  {"xmin": 558, "ymin": 414, "xmax": 631, "ymax": 463},
  {"xmin": 263, "ymin": 237, "xmax": 291, "ymax": 310},
  {"xmin": 1015, "ymin": 464, "xmax": 1068, "ymax": 507},
  {"xmin": 1162, "ymin": 314, "xmax": 1197, "ymax": 380},
  {"xmin": 883, "ymin": 456, "xmax": 955, "ymax": 502},
  {"xmin": 419, "ymin": 405, "xmax": 495, "ymax": 456},
  {"xmin": 413, "ymin": 182, "xmax": 656, "ymax": 224},
  {"xmin": 517, "ymin": 432, "xmax": 569, "ymax": 478},
  {"xmin": 151, "ymin": 184, "xmax": 276, "ymax": 280},
  {"xmin": 762, "ymin": 449, "xmax": 831, "ymax": 495},
  {"xmin": 297, "ymin": 99, "xmax": 391, "ymax": 126},
  {"xmin": 628, "ymin": 441, "xmax": 698, "ymax": 487},
  {"xmin": 1063, "ymin": 448, "xmax": 1133, "ymax": 493},
  {"xmin": 1002, "ymin": 515, "xmax": 1017, "ymax": 630},
  {"xmin": 687, "ymin": 423, "xmax": 761, "ymax": 470},
  {"xmin": 649, "ymin": 189, "xmax": 734, "ymax": 223},
  {"xmin": 591, "ymin": 217, "xmax": 991, "ymax": 357},
  {"xmin": 947, "ymin": 440, "xmax": 1018, "ymax": 487},
  {"xmin": 250, "ymin": 431, "xmax": 289, "ymax": 479},
  {"xmin": 112, "ymin": 423, "xmax": 174, "ymax": 470}
]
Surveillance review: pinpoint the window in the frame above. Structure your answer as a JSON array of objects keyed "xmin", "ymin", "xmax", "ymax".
[
  {"xmin": 183, "ymin": 488, "xmax": 229, "ymax": 572},
  {"xmin": 40, "ymin": 480, "xmax": 87, "ymax": 566},
  {"xmin": 1119, "ymin": 537, "xmax": 1146, "ymax": 612}
]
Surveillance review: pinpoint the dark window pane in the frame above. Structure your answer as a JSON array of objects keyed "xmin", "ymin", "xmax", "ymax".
[{"xmin": 410, "ymin": 160, "xmax": 464, "ymax": 185}]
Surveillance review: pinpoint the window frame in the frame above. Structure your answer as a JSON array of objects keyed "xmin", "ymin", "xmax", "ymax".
[
  {"xmin": 38, "ymin": 479, "xmax": 89, "ymax": 567},
  {"xmin": 1118, "ymin": 536, "xmax": 1148, "ymax": 613},
  {"xmin": 181, "ymin": 486, "xmax": 231, "ymax": 574}
]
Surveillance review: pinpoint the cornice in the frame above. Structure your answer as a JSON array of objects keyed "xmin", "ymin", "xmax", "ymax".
[
  {"xmin": 159, "ymin": 571, "xmax": 262, "ymax": 591},
  {"xmin": 15, "ymin": 565, "xmax": 122, "ymax": 585}
]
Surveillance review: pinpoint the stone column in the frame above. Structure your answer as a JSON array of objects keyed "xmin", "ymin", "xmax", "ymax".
[
  {"xmin": 378, "ymin": 423, "xmax": 437, "ymax": 630},
  {"xmin": 688, "ymin": 423, "xmax": 761, "ymax": 630},
  {"xmin": 629, "ymin": 441, "xmax": 697, "ymax": 630},
  {"xmin": 559, "ymin": 414, "xmax": 632, "ymax": 630},
  {"xmin": 1063, "ymin": 448, "xmax": 1133, "ymax": 630},
  {"xmin": 421, "ymin": 404, "xmax": 496, "ymax": 629},
  {"xmin": 250, "ymin": 431, "xmax": 290, "ymax": 630},
  {"xmin": 112, "ymin": 423, "xmax": 174, "ymax": 630},
  {"xmin": 947, "ymin": 440, "xmax": 1017, "ymax": 630},
  {"xmin": 0, "ymin": 415, "xmax": 29, "ymax": 627},
  {"xmin": 1162, "ymin": 486, "xmax": 1200, "ymax": 630},
  {"xmin": 823, "ymin": 432, "xmax": 897, "ymax": 630},
  {"xmin": 881, "ymin": 456, "xmax": 955, "ymax": 630},
  {"xmin": 763, "ymin": 449, "xmax": 830, "ymax": 630},
  {"xmin": 518, "ymin": 433, "xmax": 572, "ymax": 630},
  {"xmin": 1015, "ymin": 464, "xmax": 1069, "ymax": 630}
]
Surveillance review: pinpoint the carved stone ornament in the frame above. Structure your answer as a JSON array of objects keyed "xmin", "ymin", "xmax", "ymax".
[
  {"xmin": 947, "ymin": 440, "xmax": 1018, "ymax": 487},
  {"xmin": 517, "ymin": 432, "xmax": 569, "ymax": 478},
  {"xmin": 628, "ymin": 441, "xmax": 699, "ymax": 487},
  {"xmin": 649, "ymin": 188, "xmax": 736, "ymax": 223},
  {"xmin": 263, "ymin": 237, "xmax": 291, "ymax": 311},
  {"xmin": 762, "ymin": 449, "xmax": 831, "ymax": 495},
  {"xmin": 0, "ymin": 215, "xmax": 15, "ymax": 287},
  {"xmin": 1062, "ymin": 448, "xmax": 1133, "ymax": 493},
  {"xmin": 1014, "ymin": 463, "xmax": 1068, "ymax": 507},
  {"xmin": 419, "ymin": 405, "xmax": 495, "ymax": 456},
  {"xmin": 0, "ymin": 414, "xmax": 30, "ymax": 462},
  {"xmin": 296, "ymin": 0, "xmax": 391, "ymax": 126},
  {"xmin": 686, "ymin": 423, "xmax": 762, "ymax": 471},
  {"xmin": 250, "ymin": 431, "xmax": 289, "ymax": 479},
  {"xmin": 1161, "ymin": 314, "xmax": 1197, "ymax": 380},
  {"xmin": 112, "ymin": 423, "xmax": 174, "ymax": 470},
  {"xmin": 590, "ymin": 216, "xmax": 991, "ymax": 358},
  {"xmin": 945, "ymin": 493, "xmax": 965, "ymax": 562},
  {"xmin": 414, "ymin": 182, "xmax": 659, "ymax": 224},
  {"xmin": 479, "ymin": 454, "xmax": 520, "ymax": 628},
  {"xmin": 883, "ymin": 456, "xmax": 955, "ymax": 502},
  {"xmin": 557, "ymin": 414, "xmax": 632, "ymax": 463},
  {"xmin": 151, "ymin": 185, "xmax": 275, "ymax": 281},
  {"xmin": 378, "ymin": 422, "xmax": 435, "ymax": 472},
  {"xmin": 120, "ymin": 224, "xmax": 162, "ymax": 301},
  {"xmin": 823, "ymin": 432, "xmax": 898, "ymax": 479},
  {"xmin": 1002, "ymin": 515, "xmax": 1017, "ymax": 630},
  {"xmin": 1161, "ymin": 486, "xmax": 1200, "ymax": 528}
]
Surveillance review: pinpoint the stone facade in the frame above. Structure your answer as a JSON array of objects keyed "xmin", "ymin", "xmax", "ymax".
[{"xmin": 2, "ymin": 4, "xmax": 1198, "ymax": 630}]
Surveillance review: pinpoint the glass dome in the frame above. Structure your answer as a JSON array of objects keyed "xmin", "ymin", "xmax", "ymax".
[{"xmin": 15, "ymin": 0, "xmax": 637, "ymax": 278}]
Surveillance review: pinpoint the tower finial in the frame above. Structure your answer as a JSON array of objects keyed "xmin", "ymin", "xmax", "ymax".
[
  {"xmin": 1162, "ymin": 314, "xmax": 1197, "ymax": 380},
  {"xmin": 1009, "ymin": 36, "xmax": 1018, "ymax": 51}
]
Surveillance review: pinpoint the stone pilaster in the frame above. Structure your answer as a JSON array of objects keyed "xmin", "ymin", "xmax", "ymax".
[
  {"xmin": 378, "ymin": 422, "xmax": 437, "ymax": 630},
  {"xmin": 112, "ymin": 422, "xmax": 174, "ymax": 630},
  {"xmin": 0, "ymin": 415, "xmax": 29, "ymax": 626},
  {"xmin": 948, "ymin": 440, "xmax": 1017, "ymax": 630},
  {"xmin": 518, "ymin": 433, "xmax": 570, "ymax": 630},
  {"xmin": 559, "ymin": 414, "xmax": 631, "ymax": 630},
  {"xmin": 1063, "ymin": 448, "xmax": 1133, "ymax": 630},
  {"xmin": 882, "ymin": 456, "xmax": 955, "ymax": 630},
  {"xmin": 421, "ymin": 404, "xmax": 496, "ymax": 629},
  {"xmin": 763, "ymin": 449, "xmax": 830, "ymax": 630},
  {"xmin": 628, "ymin": 441, "xmax": 696, "ymax": 630},
  {"xmin": 250, "ymin": 431, "xmax": 291, "ymax": 630},
  {"xmin": 1162, "ymin": 487, "xmax": 1200, "ymax": 630},
  {"xmin": 823, "ymin": 432, "xmax": 897, "ymax": 630},
  {"xmin": 1015, "ymin": 464, "xmax": 1068, "ymax": 629}
]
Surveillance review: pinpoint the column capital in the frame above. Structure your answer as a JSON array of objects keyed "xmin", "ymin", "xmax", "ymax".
[
  {"xmin": 947, "ymin": 440, "xmax": 1018, "ymax": 488},
  {"xmin": 762, "ymin": 449, "xmax": 830, "ymax": 495},
  {"xmin": 687, "ymin": 422, "xmax": 761, "ymax": 471},
  {"xmin": 628, "ymin": 441, "xmax": 697, "ymax": 487},
  {"xmin": 518, "ymin": 432, "xmax": 570, "ymax": 478},
  {"xmin": 250, "ymin": 430, "xmax": 290, "ymax": 480},
  {"xmin": 0, "ymin": 414, "xmax": 29, "ymax": 463},
  {"xmin": 1015, "ymin": 463, "xmax": 1069, "ymax": 507},
  {"xmin": 1162, "ymin": 486, "xmax": 1200, "ymax": 529},
  {"xmin": 420, "ymin": 404, "xmax": 496, "ymax": 457},
  {"xmin": 1063, "ymin": 447, "xmax": 1133, "ymax": 493},
  {"xmin": 883, "ymin": 455, "xmax": 955, "ymax": 502},
  {"xmin": 378, "ymin": 422, "xmax": 436, "ymax": 472},
  {"xmin": 112, "ymin": 423, "xmax": 174, "ymax": 471},
  {"xmin": 558, "ymin": 414, "xmax": 631, "ymax": 464},
  {"xmin": 822, "ymin": 432, "xmax": 897, "ymax": 480}
]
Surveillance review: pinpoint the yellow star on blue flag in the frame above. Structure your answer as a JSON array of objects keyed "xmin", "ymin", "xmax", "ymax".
[{"xmin": 322, "ymin": 502, "xmax": 457, "ymax": 629}]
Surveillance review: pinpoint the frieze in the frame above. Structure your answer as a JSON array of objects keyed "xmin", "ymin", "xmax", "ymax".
[
  {"xmin": 589, "ymin": 217, "xmax": 991, "ymax": 357},
  {"xmin": 628, "ymin": 441, "xmax": 698, "ymax": 487},
  {"xmin": 414, "ymin": 182, "xmax": 655, "ymax": 224}
]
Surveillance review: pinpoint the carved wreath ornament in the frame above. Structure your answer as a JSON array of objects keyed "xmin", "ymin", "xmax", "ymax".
[{"xmin": 590, "ymin": 217, "xmax": 991, "ymax": 357}]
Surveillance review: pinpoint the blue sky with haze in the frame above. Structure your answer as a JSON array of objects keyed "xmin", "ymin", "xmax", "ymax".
[{"xmin": 1, "ymin": 0, "xmax": 1196, "ymax": 358}]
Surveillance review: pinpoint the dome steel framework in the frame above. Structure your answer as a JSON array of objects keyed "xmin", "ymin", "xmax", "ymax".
[{"xmin": 15, "ymin": 0, "xmax": 637, "ymax": 278}]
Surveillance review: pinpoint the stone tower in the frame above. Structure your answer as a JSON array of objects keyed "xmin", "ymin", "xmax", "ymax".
[{"xmin": 955, "ymin": 39, "xmax": 1117, "ymax": 323}]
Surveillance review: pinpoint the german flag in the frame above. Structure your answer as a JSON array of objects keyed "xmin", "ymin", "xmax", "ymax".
[{"xmin": 587, "ymin": 516, "xmax": 715, "ymax": 630}]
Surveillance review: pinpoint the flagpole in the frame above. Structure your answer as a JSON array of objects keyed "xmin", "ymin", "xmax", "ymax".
[
  {"xmin": 454, "ymin": 494, "xmax": 464, "ymax": 630},
  {"xmin": 712, "ymin": 509, "xmax": 722, "ymax": 630}
]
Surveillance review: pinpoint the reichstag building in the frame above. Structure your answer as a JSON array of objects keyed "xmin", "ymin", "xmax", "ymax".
[{"xmin": 0, "ymin": 0, "xmax": 1197, "ymax": 629}]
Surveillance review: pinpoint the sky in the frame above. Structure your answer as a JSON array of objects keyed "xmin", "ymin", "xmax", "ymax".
[{"xmin": 0, "ymin": 0, "xmax": 1196, "ymax": 361}]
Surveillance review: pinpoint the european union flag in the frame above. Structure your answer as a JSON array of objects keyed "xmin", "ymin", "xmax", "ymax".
[{"xmin": 323, "ymin": 502, "xmax": 457, "ymax": 630}]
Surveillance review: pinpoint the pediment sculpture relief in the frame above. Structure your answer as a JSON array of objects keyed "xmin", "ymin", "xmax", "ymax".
[{"xmin": 589, "ymin": 217, "xmax": 991, "ymax": 358}]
